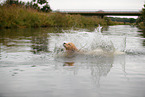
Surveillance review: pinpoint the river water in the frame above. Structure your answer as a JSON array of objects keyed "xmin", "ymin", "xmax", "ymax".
[{"xmin": 0, "ymin": 25, "xmax": 145, "ymax": 97}]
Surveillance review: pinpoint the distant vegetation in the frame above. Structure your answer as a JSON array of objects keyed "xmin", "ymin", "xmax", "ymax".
[
  {"xmin": 0, "ymin": 0, "xmax": 107, "ymax": 28},
  {"xmin": 107, "ymin": 17, "xmax": 136, "ymax": 24},
  {"xmin": 0, "ymin": 0, "xmax": 137, "ymax": 29},
  {"xmin": 0, "ymin": 6, "xmax": 107, "ymax": 28},
  {"xmin": 136, "ymin": 4, "xmax": 145, "ymax": 28}
]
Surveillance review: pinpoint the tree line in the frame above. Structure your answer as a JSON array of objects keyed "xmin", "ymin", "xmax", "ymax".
[
  {"xmin": 1, "ymin": 0, "xmax": 52, "ymax": 12},
  {"xmin": 107, "ymin": 17, "xmax": 136, "ymax": 24}
]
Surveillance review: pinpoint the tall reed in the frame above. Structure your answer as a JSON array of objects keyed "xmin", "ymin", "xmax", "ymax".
[{"xmin": 0, "ymin": 5, "xmax": 108, "ymax": 28}]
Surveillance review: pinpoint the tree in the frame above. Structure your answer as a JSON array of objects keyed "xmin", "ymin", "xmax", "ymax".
[
  {"xmin": 37, "ymin": 0, "xmax": 47, "ymax": 5},
  {"xmin": 137, "ymin": 4, "xmax": 145, "ymax": 26},
  {"xmin": 33, "ymin": 0, "xmax": 47, "ymax": 5},
  {"xmin": 33, "ymin": 3, "xmax": 40, "ymax": 10},
  {"xmin": 4, "ymin": 0, "xmax": 18, "ymax": 5},
  {"xmin": 129, "ymin": 18, "xmax": 136, "ymax": 23},
  {"xmin": 10, "ymin": 0, "xmax": 18, "ymax": 4},
  {"xmin": 32, "ymin": 0, "xmax": 51, "ymax": 12},
  {"xmin": 41, "ymin": 3, "xmax": 52, "ymax": 12},
  {"xmin": 142, "ymin": 4, "xmax": 145, "ymax": 26}
]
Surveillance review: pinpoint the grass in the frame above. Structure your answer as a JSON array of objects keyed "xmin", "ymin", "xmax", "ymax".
[
  {"xmin": 0, "ymin": 5, "xmax": 42, "ymax": 28},
  {"xmin": 0, "ymin": 5, "xmax": 109, "ymax": 28},
  {"xmin": 137, "ymin": 22, "xmax": 145, "ymax": 29}
]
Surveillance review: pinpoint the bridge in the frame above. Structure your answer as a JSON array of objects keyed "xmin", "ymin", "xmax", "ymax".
[{"xmin": 60, "ymin": 10, "xmax": 142, "ymax": 18}]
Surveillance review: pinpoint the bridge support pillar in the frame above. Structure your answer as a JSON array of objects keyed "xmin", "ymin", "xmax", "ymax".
[
  {"xmin": 98, "ymin": 15, "xmax": 104, "ymax": 19},
  {"xmin": 101, "ymin": 15, "xmax": 104, "ymax": 19}
]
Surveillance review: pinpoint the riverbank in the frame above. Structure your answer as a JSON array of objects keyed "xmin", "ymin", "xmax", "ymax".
[
  {"xmin": 137, "ymin": 22, "xmax": 145, "ymax": 29},
  {"xmin": 0, "ymin": 5, "xmax": 109, "ymax": 29}
]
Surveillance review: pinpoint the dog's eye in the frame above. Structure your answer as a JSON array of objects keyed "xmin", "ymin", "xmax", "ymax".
[{"xmin": 68, "ymin": 44, "xmax": 71, "ymax": 45}]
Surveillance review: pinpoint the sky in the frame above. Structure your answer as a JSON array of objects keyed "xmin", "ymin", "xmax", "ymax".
[
  {"xmin": 1, "ymin": 0, "xmax": 145, "ymax": 18},
  {"xmin": 1, "ymin": 0, "xmax": 144, "ymax": 10},
  {"xmin": 49, "ymin": 0, "xmax": 144, "ymax": 11}
]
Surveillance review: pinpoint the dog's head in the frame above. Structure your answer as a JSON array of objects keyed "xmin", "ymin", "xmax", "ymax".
[{"xmin": 63, "ymin": 42, "xmax": 78, "ymax": 52}]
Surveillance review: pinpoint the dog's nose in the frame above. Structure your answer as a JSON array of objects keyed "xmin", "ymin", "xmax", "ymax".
[{"xmin": 63, "ymin": 43, "xmax": 66, "ymax": 47}]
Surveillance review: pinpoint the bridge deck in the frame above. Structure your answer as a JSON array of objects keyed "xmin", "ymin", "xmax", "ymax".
[{"xmin": 61, "ymin": 11, "xmax": 141, "ymax": 16}]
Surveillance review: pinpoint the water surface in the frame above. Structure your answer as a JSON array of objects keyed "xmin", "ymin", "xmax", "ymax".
[{"xmin": 0, "ymin": 25, "xmax": 145, "ymax": 97}]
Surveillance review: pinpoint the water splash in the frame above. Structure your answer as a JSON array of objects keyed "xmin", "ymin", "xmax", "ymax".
[
  {"xmin": 49, "ymin": 26, "xmax": 125, "ymax": 56},
  {"xmin": 94, "ymin": 24, "xmax": 102, "ymax": 32}
]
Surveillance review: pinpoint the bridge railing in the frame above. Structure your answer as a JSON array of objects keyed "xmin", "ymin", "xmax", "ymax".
[{"xmin": 54, "ymin": 9, "xmax": 141, "ymax": 13}]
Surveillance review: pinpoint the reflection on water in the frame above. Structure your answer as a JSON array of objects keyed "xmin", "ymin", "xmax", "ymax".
[
  {"xmin": 0, "ymin": 28, "xmax": 63, "ymax": 54},
  {"xmin": 31, "ymin": 32, "xmax": 49, "ymax": 54},
  {"xmin": 64, "ymin": 62, "xmax": 75, "ymax": 66},
  {"xmin": 0, "ymin": 26, "xmax": 145, "ymax": 97},
  {"xmin": 54, "ymin": 54, "xmax": 115, "ymax": 87},
  {"xmin": 139, "ymin": 28, "xmax": 145, "ymax": 46}
]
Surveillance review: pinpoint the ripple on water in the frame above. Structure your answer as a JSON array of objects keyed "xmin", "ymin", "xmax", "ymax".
[{"xmin": 0, "ymin": 26, "xmax": 145, "ymax": 97}]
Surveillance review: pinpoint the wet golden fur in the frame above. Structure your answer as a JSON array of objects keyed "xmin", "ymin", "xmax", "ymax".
[
  {"xmin": 63, "ymin": 42, "xmax": 79, "ymax": 53},
  {"xmin": 63, "ymin": 42, "xmax": 125, "ymax": 56}
]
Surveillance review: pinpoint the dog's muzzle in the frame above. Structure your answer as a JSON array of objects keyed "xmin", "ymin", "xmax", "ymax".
[{"xmin": 63, "ymin": 43, "xmax": 66, "ymax": 47}]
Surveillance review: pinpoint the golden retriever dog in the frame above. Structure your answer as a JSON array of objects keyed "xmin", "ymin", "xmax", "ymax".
[
  {"xmin": 63, "ymin": 42, "xmax": 79, "ymax": 54},
  {"xmin": 63, "ymin": 42, "xmax": 105, "ymax": 57},
  {"xmin": 63, "ymin": 42, "xmax": 124, "ymax": 57}
]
